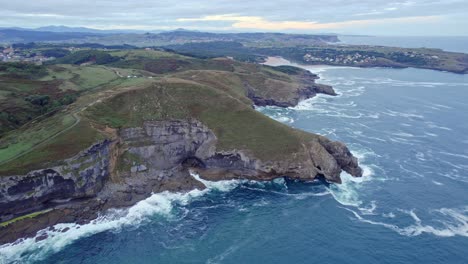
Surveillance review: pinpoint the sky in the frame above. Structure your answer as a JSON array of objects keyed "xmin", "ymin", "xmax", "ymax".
[{"xmin": 1, "ymin": 0, "xmax": 467, "ymax": 36}]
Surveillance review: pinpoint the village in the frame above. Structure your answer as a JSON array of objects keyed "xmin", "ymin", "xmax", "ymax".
[
  {"xmin": 302, "ymin": 49, "xmax": 438, "ymax": 66},
  {"xmin": 303, "ymin": 52, "xmax": 378, "ymax": 65},
  {"xmin": 0, "ymin": 45, "xmax": 56, "ymax": 64}
]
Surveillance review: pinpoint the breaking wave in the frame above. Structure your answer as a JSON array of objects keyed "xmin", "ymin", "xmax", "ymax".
[
  {"xmin": 0, "ymin": 173, "xmax": 244, "ymax": 264},
  {"xmin": 344, "ymin": 207, "xmax": 468, "ymax": 238}
]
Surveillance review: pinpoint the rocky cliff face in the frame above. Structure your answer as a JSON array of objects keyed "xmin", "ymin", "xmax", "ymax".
[
  {"xmin": 115, "ymin": 120, "xmax": 360, "ymax": 183},
  {"xmin": 0, "ymin": 119, "xmax": 361, "ymax": 244},
  {"xmin": 247, "ymin": 71, "xmax": 337, "ymax": 108},
  {"xmin": 0, "ymin": 141, "xmax": 111, "ymax": 223}
]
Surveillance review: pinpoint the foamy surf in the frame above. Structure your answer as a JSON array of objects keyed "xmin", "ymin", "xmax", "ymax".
[
  {"xmin": 345, "ymin": 207, "xmax": 468, "ymax": 238},
  {"xmin": 327, "ymin": 148, "xmax": 375, "ymax": 207},
  {"xmin": 0, "ymin": 173, "xmax": 244, "ymax": 264}
]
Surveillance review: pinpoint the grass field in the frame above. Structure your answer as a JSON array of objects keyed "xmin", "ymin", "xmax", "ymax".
[
  {"xmin": 0, "ymin": 113, "xmax": 76, "ymax": 164},
  {"xmin": 0, "ymin": 118, "xmax": 104, "ymax": 175},
  {"xmin": 40, "ymin": 64, "xmax": 119, "ymax": 90}
]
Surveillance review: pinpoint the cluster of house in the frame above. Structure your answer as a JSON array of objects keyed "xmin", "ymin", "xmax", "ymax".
[
  {"xmin": 303, "ymin": 52, "xmax": 378, "ymax": 65},
  {"xmin": 0, "ymin": 46, "xmax": 54, "ymax": 64},
  {"xmin": 402, "ymin": 51, "xmax": 439, "ymax": 60}
]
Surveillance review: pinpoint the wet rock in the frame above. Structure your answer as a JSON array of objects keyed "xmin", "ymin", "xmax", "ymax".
[{"xmin": 35, "ymin": 233, "xmax": 48, "ymax": 242}]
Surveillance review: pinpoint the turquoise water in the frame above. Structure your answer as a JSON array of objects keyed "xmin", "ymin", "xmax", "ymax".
[{"xmin": 1, "ymin": 62, "xmax": 468, "ymax": 263}]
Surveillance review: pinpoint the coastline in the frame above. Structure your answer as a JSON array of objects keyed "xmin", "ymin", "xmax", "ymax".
[
  {"xmin": 262, "ymin": 56, "xmax": 468, "ymax": 75},
  {"xmin": 0, "ymin": 67, "xmax": 362, "ymax": 249}
]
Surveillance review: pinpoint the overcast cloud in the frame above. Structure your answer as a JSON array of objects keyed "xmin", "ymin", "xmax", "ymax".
[{"xmin": 1, "ymin": 0, "xmax": 467, "ymax": 35}]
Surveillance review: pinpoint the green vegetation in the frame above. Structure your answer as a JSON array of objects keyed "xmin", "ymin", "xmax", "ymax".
[
  {"xmin": 41, "ymin": 48, "xmax": 71, "ymax": 58},
  {"xmin": 0, "ymin": 47, "xmax": 320, "ymax": 176},
  {"xmin": 0, "ymin": 62, "xmax": 48, "ymax": 79},
  {"xmin": 165, "ymin": 41, "xmax": 263, "ymax": 62},
  {"xmin": 0, "ymin": 118, "xmax": 104, "ymax": 175},
  {"xmin": 0, "ymin": 114, "xmax": 76, "ymax": 164},
  {"xmin": 0, "ymin": 209, "xmax": 52, "ymax": 227},
  {"xmin": 268, "ymin": 65, "xmax": 306, "ymax": 75},
  {"xmin": 161, "ymin": 42, "xmax": 468, "ymax": 74},
  {"xmin": 0, "ymin": 63, "xmax": 122, "ymax": 136},
  {"xmin": 6, "ymin": 42, "xmax": 462, "ymax": 177},
  {"xmin": 52, "ymin": 50, "xmax": 120, "ymax": 65},
  {"xmin": 85, "ymin": 78, "xmax": 306, "ymax": 161}
]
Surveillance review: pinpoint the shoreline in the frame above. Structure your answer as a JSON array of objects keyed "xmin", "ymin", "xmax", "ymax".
[
  {"xmin": 262, "ymin": 56, "xmax": 468, "ymax": 75},
  {"xmin": 0, "ymin": 75, "xmax": 361, "ymax": 247}
]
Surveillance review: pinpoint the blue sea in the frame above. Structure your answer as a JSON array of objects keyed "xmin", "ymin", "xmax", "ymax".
[{"xmin": 1, "ymin": 48, "xmax": 468, "ymax": 264}]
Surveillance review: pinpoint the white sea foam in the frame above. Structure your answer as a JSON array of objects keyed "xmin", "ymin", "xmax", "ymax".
[
  {"xmin": 425, "ymin": 122, "xmax": 453, "ymax": 131},
  {"xmin": 273, "ymin": 116, "xmax": 294, "ymax": 124},
  {"xmin": 359, "ymin": 201, "xmax": 378, "ymax": 215},
  {"xmin": 415, "ymin": 152, "xmax": 426, "ymax": 161},
  {"xmin": 327, "ymin": 159, "xmax": 374, "ymax": 207},
  {"xmin": 383, "ymin": 212, "xmax": 396, "ymax": 218},
  {"xmin": 393, "ymin": 132, "xmax": 415, "ymax": 138},
  {"xmin": 383, "ymin": 110, "xmax": 424, "ymax": 119},
  {"xmin": 241, "ymin": 185, "xmax": 330, "ymax": 200},
  {"xmin": 346, "ymin": 207, "xmax": 468, "ymax": 238},
  {"xmin": 438, "ymin": 151, "xmax": 468, "ymax": 160},
  {"xmin": 0, "ymin": 173, "xmax": 243, "ymax": 264},
  {"xmin": 432, "ymin": 180, "xmax": 444, "ymax": 186}
]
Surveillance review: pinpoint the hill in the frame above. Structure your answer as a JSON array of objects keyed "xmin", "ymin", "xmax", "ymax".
[
  {"xmin": 0, "ymin": 49, "xmax": 361, "ymax": 243},
  {"xmin": 0, "ymin": 28, "xmax": 338, "ymax": 47}
]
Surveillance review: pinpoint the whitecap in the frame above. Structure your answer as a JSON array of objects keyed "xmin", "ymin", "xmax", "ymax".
[
  {"xmin": 327, "ymin": 167, "xmax": 373, "ymax": 207},
  {"xmin": 393, "ymin": 132, "xmax": 415, "ymax": 138},
  {"xmin": 432, "ymin": 180, "xmax": 444, "ymax": 186},
  {"xmin": 0, "ymin": 173, "xmax": 244, "ymax": 263},
  {"xmin": 383, "ymin": 212, "xmax": 396, "ymax": 218},
  {"xmin": 415, "ymin": 152, "xmax": 426, "ymax": 161},
  {"xmin": 345, "ymin": 207, "xmax": 468, "ymax": 238},
  {"xmin": 438, "ymin": 151, "xmax": 468, "ymax": 160},
  {"xmin": 359, "ymin": 201, "xmax": 378, "ymax": 215},
  {"xmin": 271, "ymin": 116, "xmax": 294, "ymax": 124}
]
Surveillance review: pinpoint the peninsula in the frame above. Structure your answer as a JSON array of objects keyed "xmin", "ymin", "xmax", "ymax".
[{"xmin": 0, "ymin": 48, "xmax": 362, "ymax": 244}]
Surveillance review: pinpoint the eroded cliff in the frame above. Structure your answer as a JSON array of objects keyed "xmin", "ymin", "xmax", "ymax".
[{"xmin": 0, "ymin": 63, "xmax": 361, "ymax": 244}]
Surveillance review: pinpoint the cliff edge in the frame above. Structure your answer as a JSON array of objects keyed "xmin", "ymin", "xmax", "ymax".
[{"xmin": 0, "ymin": 61, "xmax": 361, "ymax": 244}]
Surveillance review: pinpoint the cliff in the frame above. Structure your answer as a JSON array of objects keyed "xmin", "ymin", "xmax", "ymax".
[
  {"xmin": 0, "ymin": 59, "xmax": 361, "ymax": 244},
  {"xmin": 0, "ymin": 119, "xmax": 360, "ymax": 244}
]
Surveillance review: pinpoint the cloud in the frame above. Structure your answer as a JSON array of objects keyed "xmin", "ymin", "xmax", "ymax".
[
  {"xmin": 0, "ymin": 0, "xmax": 465, "ymax": 35},
  {"xmin": 177, "ymin": 14, "xmax": 443, "ymax": 31}
]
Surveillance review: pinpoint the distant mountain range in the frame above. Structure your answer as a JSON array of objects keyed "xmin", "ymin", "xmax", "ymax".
[
  {"xmin": 0, "ymin": 25, "xmax": 157, "ymax": 34},
  {"xmin": 0, "ymin": 26, "xmax": 340, "ymax": 46},
  {"xmin": 34, "ymin": 26, "xmax": 157, "ymax": 34}
]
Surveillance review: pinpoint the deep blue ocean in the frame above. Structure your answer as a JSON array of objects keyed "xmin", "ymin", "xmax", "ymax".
[{"xmin": 1, "ymin": 40, "xmax": 468, "ymax": 263}]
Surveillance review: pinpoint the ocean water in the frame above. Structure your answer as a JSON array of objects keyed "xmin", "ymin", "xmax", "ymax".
[
  {"xmin": 338, "ymin": 36, "xmax": 468, "ymax": 53},
  {"xmin": 2, "ymin": 61, "xmax": 468, "ymax": 263}
]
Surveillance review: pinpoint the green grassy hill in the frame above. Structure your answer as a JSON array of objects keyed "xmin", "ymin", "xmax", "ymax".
[{"xmin": 0, "ymin": 49, "xmax": 320, "ymax": 176}]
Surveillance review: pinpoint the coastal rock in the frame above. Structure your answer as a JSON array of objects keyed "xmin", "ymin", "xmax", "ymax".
[
  {"xmin": 0, "ymin": 140, "xmax": 111, "ymax": 223},
  {"xmin": 0, "ymin": 119, "xmax": 361, "ymax": 244},
  {"xmin": 246, "ymin": 70, "xmax": 337, "ymax": 107}
]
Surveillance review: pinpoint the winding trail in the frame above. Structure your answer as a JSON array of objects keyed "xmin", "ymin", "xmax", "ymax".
[{"xmin": 0, "ymin": 67, "xmax": 141, "ymax": 166}]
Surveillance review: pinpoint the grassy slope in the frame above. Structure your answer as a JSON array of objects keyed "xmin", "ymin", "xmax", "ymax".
[
  {"xmin": 0, "ymin": 50, "xmax": 317, "ymax": 175},
  {"xmin": 0, "ymin": 64, "xmax": 121, "ymax": 136},
  {"xmin": 85, "ymin": 79, "xmax": 311, "ymax": 161}
]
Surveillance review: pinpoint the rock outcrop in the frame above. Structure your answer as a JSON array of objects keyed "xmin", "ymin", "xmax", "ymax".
[
  {"xmin": 247, "ymin": 70, "xmax": 337, "ymax": 107},
  {"xmin": 0, "ymin": 140, "xmax": 111, "ymax": 223}
]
